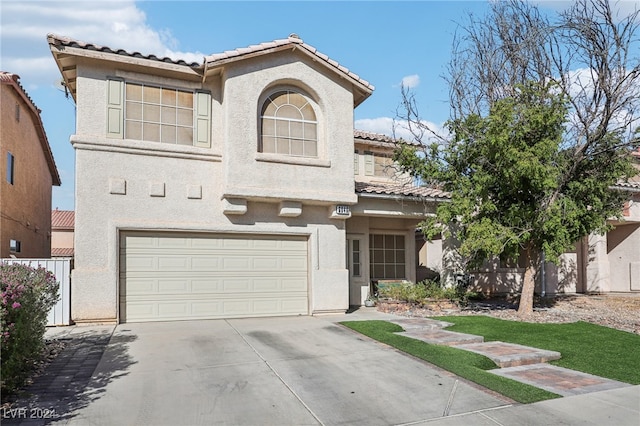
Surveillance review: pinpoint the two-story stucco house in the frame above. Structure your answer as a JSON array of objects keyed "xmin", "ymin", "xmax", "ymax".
[
  {"xmin": 48, "ymin": 34, "xmax": 448, "ymax": 323},
  {"xmin": 1, "ymin": 72, "xmax": 61, "ymax": 258}
]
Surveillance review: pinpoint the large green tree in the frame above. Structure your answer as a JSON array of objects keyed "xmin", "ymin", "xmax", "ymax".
[
  {"xmin": 395, "ymin": 0, "xmax": 640, "ymax": 315},
  {"xmin": 396, "ymin": 82, "xmax": 635, "ymax": 314}
]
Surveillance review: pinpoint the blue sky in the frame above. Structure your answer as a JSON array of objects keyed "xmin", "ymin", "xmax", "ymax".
[{"xmin": 1, "ymin": 1, "xmax": 636, "ymax": 210}]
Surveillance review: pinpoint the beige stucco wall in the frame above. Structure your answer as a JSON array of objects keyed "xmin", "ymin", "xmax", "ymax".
[
  {"xmin": 221, "ymin": 52, "xmax": 357, "ymax": 205},
  {"xmin": 51, "ymin": 229, "xmax": 74, "ymax": 250},
  {"xmin": 346, "ymin": 213, "xmax": 422, "ymax": 305},
  {"xmin": 69, "ymin": 50, "xmax": 359, "ymax": 322},
  {"xmin": 0, "ymin": 85, "xmax": 53, "ymax": 258}
]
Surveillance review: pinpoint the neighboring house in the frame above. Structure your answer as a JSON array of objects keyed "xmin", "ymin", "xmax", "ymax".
[
  {"xmin": 51, "ymin": 208, "xmax": 74, "ymax": 257},
  {"xmin": 0, "ymin": 72, "xmax": 61, "ymax": 258},
  {"xmin": 48, "ymin": 34, "xmax": 446, "ymax": 323},
  {"xmin": 587, "ymin": 149, "xmax": 640, "ymax": 293}
]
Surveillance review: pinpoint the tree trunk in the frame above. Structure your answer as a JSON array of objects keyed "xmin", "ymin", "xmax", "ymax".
[{"xmin": 517, "ymin": 244, "xmax": 537, "ymax": 316}]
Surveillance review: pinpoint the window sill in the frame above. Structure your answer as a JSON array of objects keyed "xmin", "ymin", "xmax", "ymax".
[
  {"xmin": 70, "ymin": 135, "xmax": 222, "ymax": 162},
  {"xmin": 255, "ymin": 153, "xmax": 331, "ymax": 168}
]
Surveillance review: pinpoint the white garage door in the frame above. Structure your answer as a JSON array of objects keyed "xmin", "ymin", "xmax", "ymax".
[{"xmin": 119, "ymin": 232, "xmax": 309, "ymax": 322}]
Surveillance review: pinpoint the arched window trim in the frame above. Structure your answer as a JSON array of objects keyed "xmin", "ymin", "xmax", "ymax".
[{"xmin": 259, "ymin": 88, "xmax": 319, "ymax": 158}]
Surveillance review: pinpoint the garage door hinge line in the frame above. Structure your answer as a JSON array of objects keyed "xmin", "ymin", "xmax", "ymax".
[{"xmin": 225, "ymin": 320, "xmax": 325, "ymax": 426}]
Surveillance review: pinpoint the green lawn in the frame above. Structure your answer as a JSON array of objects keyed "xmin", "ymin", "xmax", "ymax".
[
  {"xmin": 341, "ymin": 317, "xmax": 640, "ymax": 404},
  {"xmin": 436, "ymin": 316, "xmax": 640, "ymax": 385}
]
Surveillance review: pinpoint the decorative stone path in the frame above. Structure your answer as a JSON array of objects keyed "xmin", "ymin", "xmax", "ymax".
[
  {"xmin": 455, "ymin": 341, "xmax": 561, "ymax": 367},
  {"xmin": 396, "ymin": 329, "xmax": 483, "ymax": 346},
  {"xmin": 386, "ymin": 318, "xmax": 631, "ymax": 397},
  {"xmin": 491, "ymin": 364, "xmax": 631, "ymax": 396}
]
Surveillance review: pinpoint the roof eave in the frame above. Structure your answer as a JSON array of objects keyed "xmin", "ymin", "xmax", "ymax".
[
  {"xmin": 48, "ymin": 38, "xmax": 203, "ymax": 102},
  {"xmin": 204, "ymin": 42, "xmax": 374, "ymax": 105},
  {"xmin": 357, "ymin": 192, "xmax": 450, "ymax": 203}
]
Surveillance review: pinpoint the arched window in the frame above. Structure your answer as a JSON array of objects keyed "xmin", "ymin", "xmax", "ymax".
[{"xmin": 260, "ymin": 90, "xmax": 317, "ymax": 157}]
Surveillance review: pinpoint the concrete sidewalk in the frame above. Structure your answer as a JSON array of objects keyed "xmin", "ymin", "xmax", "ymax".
[{"xmin": 415, "ymin": 385, "xmax": 640, "ymax": 425}]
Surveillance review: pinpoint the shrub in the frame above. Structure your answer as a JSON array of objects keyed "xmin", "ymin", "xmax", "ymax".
[
  {"xmin": 1, "ymin": 262, "xmax": 60, "ymax": 393},
  {"xmin": 379, "ymin": 279, "xmax": 482, "ymax": 306}
]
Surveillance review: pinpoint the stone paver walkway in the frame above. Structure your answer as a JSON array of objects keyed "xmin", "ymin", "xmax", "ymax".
[
  {"xmin": 387, "ymin": 317, "xmax": 631, "ymax": 397},
  {"xmin": 455, "ymin": 341, "xmax": 561, "ymax": 367},
  {"xmin": 397, "ymin": 329, "xmax": 483, "ymax": 346},
  {"xmin": 491, "ymin": 364, "xmax": 632, "ymax": 396}
]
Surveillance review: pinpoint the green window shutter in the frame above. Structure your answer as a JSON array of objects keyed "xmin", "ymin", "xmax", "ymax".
[
  {"xmin": 106, "ymin": 78, "xmax": 124, "ymax": 139},
  {"xmin": 195, "ymin": 91, "xmax": 211, "ymax": 148},
  {"xmin": 354, "ymin": 150, "xmax": 359, "ymax": 175},
  {"xmin": 364, "ymin": 151, "xmax": 374, "ymax": 176}
]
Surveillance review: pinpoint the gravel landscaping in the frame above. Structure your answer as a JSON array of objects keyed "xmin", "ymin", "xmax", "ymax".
[{"xmin": 377, "ymin": 294, "xmax": 640, "ymax": 335}]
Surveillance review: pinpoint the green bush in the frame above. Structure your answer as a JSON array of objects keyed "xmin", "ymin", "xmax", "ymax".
[
  {"xmin": 379, "ymin": 279, "xmax": 482, "ymax": 306},
  {"xmin": 1, "ymin": 262, "xmax": 60, "ymax": 393}
]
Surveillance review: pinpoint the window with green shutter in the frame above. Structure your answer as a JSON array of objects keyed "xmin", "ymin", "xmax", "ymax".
[{"xmin": 106, "ymin": 79, "xmax": 210, "ymax": 147}]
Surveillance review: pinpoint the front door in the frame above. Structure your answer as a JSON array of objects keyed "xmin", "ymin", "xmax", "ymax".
[{"xmin": 347, "ymin": 235, "xmax": 367, "ymax": 305}]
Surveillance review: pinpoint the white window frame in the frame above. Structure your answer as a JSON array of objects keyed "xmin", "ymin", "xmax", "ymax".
[
  {"xmin": 369, "ymin": 233, "xmax": 406, "ymax": 280},
  {"xmin": 259, "ymin": 89, "xmax": 319, "ymax": 158},
  {"xmin": 106, "ymin": 78, "xmax": 211, "ymax": 148}
]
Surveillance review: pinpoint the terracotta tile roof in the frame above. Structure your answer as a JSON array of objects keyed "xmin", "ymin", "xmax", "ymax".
[
  {"xmin": 47, "ymin": 34, "xmax": 201, "ymax": 67},
  {"xmin": 355, "ymin": 181, "xmax": 450, "ymax": 200},
  {"xmin": 613, "ymin": 163, "xmax": 640, "ymax": 190},
  {"xmin": 48, "ymin": 33, "xmax": 373, "ymax": 106},
  {"xmin": 354, "ymin": 130, "xmax": 420, "ymax": 146},
  {"xmin": 51, "ymin": 209, "xmax": 74, "ymax": 229},
  {"xmin": 51, "ymin": 247, "xmax": 74, "ymax": 257},
  {"xmin": 0, "ymin": 72, "xmax": 61, "ymax": 186},
  {"xmin": 204, "ymin": 34, "xmax": 374, "ymax": 95}
]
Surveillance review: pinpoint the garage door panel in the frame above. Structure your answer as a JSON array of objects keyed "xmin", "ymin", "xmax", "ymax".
[
  {"xmin": 157, "ymin": 236, "xmax": 190, "ymax": 249},
  {"xmin": 157, "ymin": 280, "xmax": 190, "ymax": 293},
  {"xmin": 125, "ymin": 279, "xmax": 157, "ymax": 294},
  {"xmin": 190, "ymin": 238, "xmax": 224, "ymax": 249},
  {"xmin": 282, "ymin": 278, "xmax": 307, "ymax": 291},
  {"xmin": 123, "ymin": 255, "xmax": 157, "ymax": 271},
  {"xmin": 120, "ymin": 232, "xmax": 309, "ymax": 322},
  {"xmin": 253, "ymin": 257, "xmax": 280, "ymax": 269},
  {"xmin": 253, "ymin": 279, "xmax": 279, "ymax": 291},
  {"xmin": 223, "ymin": 239, "xmax": 251, "ymax": 249},
  {"xmin": 191, "ymin": 257, "xmax": 221, "ymax": 270},
  {"xmin": 222, "ymin": 257, "xmax": 251, "ymax": 270},
  {"xmin": 191, "ymin": 280, "xmax": 223, "ymax": 293},
  {"xmin": 222, "ymin": 279, "xmax": 252, "ymax": 292},
  {"xmin": 158, "ymin": 256, "xmax": 190, "ymax": 270},
  {"xmin": 282, "ymin": 257, "xmax": 307, "ymax": 270},
  {"xmin": 158, "ymin": 302, "xmax": 189, "ymax": 317}
]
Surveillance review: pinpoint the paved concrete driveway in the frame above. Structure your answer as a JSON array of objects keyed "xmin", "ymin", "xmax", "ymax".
[{"xmin": 60, "ymin": 316, "xmax": 509, "ymax": 425}]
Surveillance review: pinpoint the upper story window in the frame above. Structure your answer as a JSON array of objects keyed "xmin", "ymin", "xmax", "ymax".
[
  {"xmin": 9, "ymin": 239, "xmax": 21, "ymax": 253},
  {"xmin": 125, "ymin": 83, "xmax": 194, "ymax": 145},
  {"xmin": 106, "ymin": 78, "xmax": 211, "ymax": 148},
  {"xmin": 260, "ymin": 90, "xmax": 317, "ymax": 157},
  {"xmin": 6, "ymin": 152, "xmax": 14, "ymax": 185},
  {"xmin": 362, "ymin": 150, "xmax": 394, "ymax": 178}
]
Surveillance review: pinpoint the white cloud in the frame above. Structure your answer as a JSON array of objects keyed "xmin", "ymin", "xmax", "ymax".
[
  {"xmin": 0, "ymin": 1, "xmax": 205, "ymax": 87},
  {"xmin": 401, "ymin": 74, "xmax": 420, "ymax": 89}
]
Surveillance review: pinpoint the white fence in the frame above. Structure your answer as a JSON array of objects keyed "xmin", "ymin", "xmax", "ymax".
[{"xmin": 1, "ymin": 258, "xmax": 72, "ymax": 326}]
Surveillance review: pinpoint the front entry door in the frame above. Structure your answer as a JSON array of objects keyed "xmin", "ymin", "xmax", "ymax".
[{"xmin": 347, "ymin": 235, "xmax": 366, "ymax": 306}]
